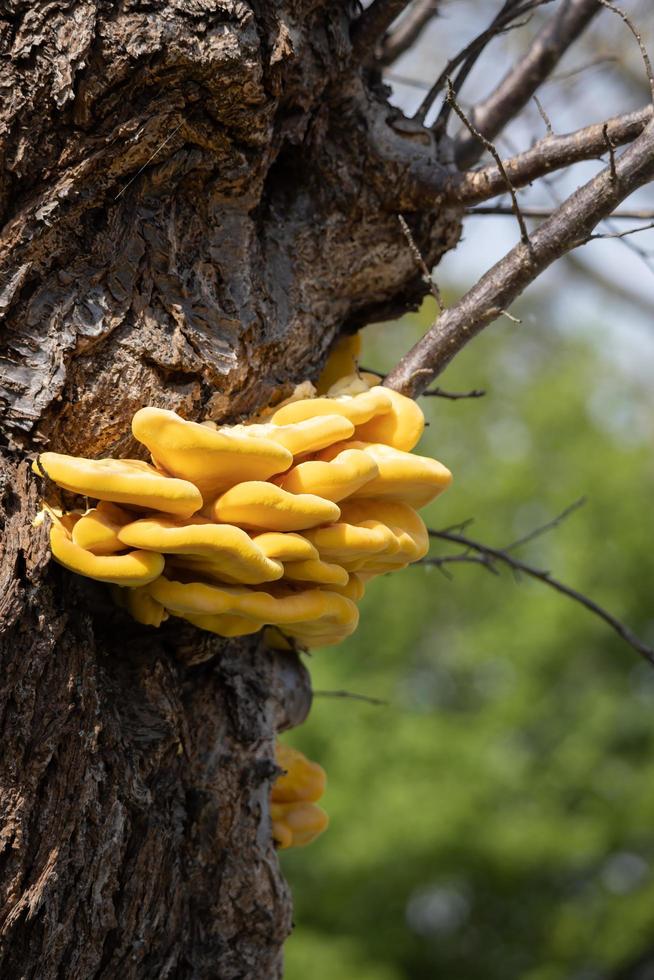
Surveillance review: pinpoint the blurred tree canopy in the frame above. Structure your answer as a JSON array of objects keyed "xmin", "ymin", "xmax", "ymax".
[{"xmin": 282, "ymin": 296, "xmax": 654, "ymax": 980}]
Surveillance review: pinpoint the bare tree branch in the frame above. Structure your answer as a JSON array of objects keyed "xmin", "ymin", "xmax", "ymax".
[
  {"xmin": 414, "ymin": 0, "xmax": 548, "ymax": 126},
  {"xmin": 449, "ymin": 105, "xmax": 652, "ymax": 204},
  {"xmin": 383, "ymin": 117, "xmax": 654, "ymax": 397},
  {"xmin": 455, "ymin": 0, "xmax": 601, "ymax": 169},
  {"xmin": 468, "ymin": 205, "xmax": 654, "ymax": 220},
  {"xmin": 423, "ymin": 526, "xmax": 654, "ymax": 667},
  {"xmin": 351, "ymin": 0, "xmax": 412, "ymax": 61},
  {"xmin": 380, "ymin": 0, "xmax": 440, "ymax": 66}
]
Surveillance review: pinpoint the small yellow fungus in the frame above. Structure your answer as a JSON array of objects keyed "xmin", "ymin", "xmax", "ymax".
[
  {"xmin": 50, "ymin": 524, "xmax": 164, "ymax": 586},
  {"xmin": 71, "ymin": 501, "xmax": 133, "ymax": 555},
  {"xmin": 113, "ymin": 586, "xmax": 169, "ymax": 627},
  {"xmin": 33, "ymin": 453, "xmax": 203, "ymax": 517},
  {"xmin": 275, "ymin": 448, "xmax": 378, "ymax": 502},
  {"xmin": 272, "ymin": 743, "xmax": 327, "ymax": 803},
  {"xmin": 132, "ymin": 407, "xmax": 292, "ymax": 496},
  {"xmin": 209, "ymin": 481, "xmax": 340, "ymax": 532},
  {"xmin": 316, "ymin": 333, "xmax": 362, "ymax": 394},
  {"xmin": 270, "ymin": 801, "xmax": 329, "ymax": 848}
]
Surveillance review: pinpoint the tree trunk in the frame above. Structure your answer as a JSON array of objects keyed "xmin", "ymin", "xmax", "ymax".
[{"xmin": 0, "ymin": 1, "xmax": 460, "ymax": 975}]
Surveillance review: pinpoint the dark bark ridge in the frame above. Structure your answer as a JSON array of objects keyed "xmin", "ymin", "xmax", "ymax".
[{"xmin": 0, "ymin": 2, "xmax": 460, "ymax": 977}]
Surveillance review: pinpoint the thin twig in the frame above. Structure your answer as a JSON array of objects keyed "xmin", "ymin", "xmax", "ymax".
[
  {"xmin": 398, "ymin": 214, "xmax": 444, "ymax": 311},
  {"xmin": 597, "ymin": 0, "xmax": 654, "ymax": 105},
  {"xmin": 603, "ymin": 122, "xmax": 618, "ymax": 183},
  {"xmin": 447, "ymin": 78, "xmax": 531, "ymax": 248},
  {"xmin": 454, "ymin": 0, "xmax": 601, "ymax": 168},
  {"xmin": 423, "ymin": 528, "xmax": 654, "ymax": 667},
  {"xmin": 422, "ymin": 386, "xmax": 486, "ymax": 399},
  {"xmin": 533, "ymin": 94, "xmax": 553, "ymax": 135},
  {"xmin": 587, "ymin": 221, "xmax": 654, "ymax": 241},
  {"xmin": 313, "ymin": 689, "xmax": 388, "ymax": 707},
  {"xmin": 504, "ymin": 497, "xmax": 586, "ymax": 551},
  {"xmin": 446, "ymin": 79, "xmax": 531, "ymax": 248}
]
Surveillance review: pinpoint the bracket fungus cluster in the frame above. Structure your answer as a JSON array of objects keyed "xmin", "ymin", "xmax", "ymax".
[
  {"xmin": 271, "ymin": 741, "xmax": 329, "ymax": 850},
  {"xmin": 32, "ymin": 334, "xmax": 453, "ymax": 848},
  {"xmin": 33, "ymin": 336, "xmax": 452, "ymax": 649}
]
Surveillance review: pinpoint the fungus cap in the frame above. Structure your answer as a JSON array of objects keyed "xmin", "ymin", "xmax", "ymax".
[
  {"xmin": 145, "ymin": 577, "xmax": 358, "ymax": 637},
  {"xmin": 324, "ymin": 573, "xmax": 366, "ymax": 601},
  {"xmin": 272, "ymin": 743, "xmax": 327, "ymax": 804},
  {"xmin": 253, "ymin": 531, "xmax": 318, "ymax": 562},
  {"xmin": 319, "ymin": 441, "xmax": 452, "ymax": 508},
  {"xmin": 71, "ymin": 501, "xmax": 133, "ymax": 555},
  {"xmin": 316, "ymin": 333, "xmax": 361, "ymax": 394},
  {"xmin": 33, "ymin": 453, "xmax": 203, "ymax": 517},
  {"xmin": 113, "ymin": 586, "xmax": 169, "ymax": 627},
  {"xmin": 355, "ymin": 387, "xmax": 425, "ymax": 451},
  {"xmin": 182, "ymin": 612, "xmax": 265, "ymax": 637},
  {"xmin": 282, "ymin": 558, "xmax": 349, "ymax": 587},
  {"xmin": 304, "ymin": 518, "xmax": 399, "ymax": 566},
  {"xmin": 50, "ymin": 524, "xmax": 164, "ymax": 586},
  {"xmin": 270, "ymin": 386, "xmax": 393, "ymax": 427},
  {"xmin": 118, "ymin": 515, "xmax": 283, "ymax": 584},
  {"xmin": 275, "ymin": 448, "xmax": 378, "ymax": 503},
  {"xmin": 230, "ymin": 415, "xmax": 355, "ymax": 458},
  {"xmin": 132, "ymin": 407, "xmax": 292, "ymax": 495},
  {"xmin": 339, "ymin": 498, "xmax": 429, "ymax": 563},
  {"xmin": 209, "ymin": 481, "xmax": 340, "ymax": 532},
  {"xmin": 271, "ymin": 801, "xmax": 329, "ymax": 848}
]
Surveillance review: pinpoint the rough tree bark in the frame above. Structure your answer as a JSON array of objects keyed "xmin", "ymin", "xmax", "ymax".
[
  {"xmin": 0, "ymin": 2, "xmax": 462, "ymax": 976},
  {"xmin": 4, "ymin": 0, "xmax": 647, "ymax": 973}
]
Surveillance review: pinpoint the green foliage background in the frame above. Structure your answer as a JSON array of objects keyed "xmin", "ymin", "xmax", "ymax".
[{"xmin": 281, "ymin": 297, "xmax": 654, "ymax": 980}]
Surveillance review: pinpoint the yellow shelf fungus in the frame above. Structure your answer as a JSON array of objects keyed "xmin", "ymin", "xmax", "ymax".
[
  {"xmin": 117, "ymin": 515, "xmax": 284, "ymax": 585},
  {"xmin": 270, "ymin": 741, "xmax": 329, "ymax": 849},
  {"xmin": 33, "ymin": 338, "xmax": 451, "ymax": 656},
  {"xmin": 209, "ymin": 481, "xmax": 341, "ymax": 532},
  {"xmin": 50, "ymin": 523, "xmax": 164, "ymax": 587},
  {"xmin": 319, "ymin": 440, "xmax": 452, "ymax": 507},
  {"xmin": 71, "ymin": 501, "xmax": 133, "ymax": 555},
  {"xmin": 270, "ymin": 385, "xmax": 393, "ymax": 428},
  {"xmin": 33, "ymin": 453, "xmax": 203, "ymax": 517},
  {"xmin": 132, "ymin": 407, "xmax": 292, "ymax": 496},
  {"xmin": 275, "ymin": 447, "xmax": 379, "ymax": 502}
]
